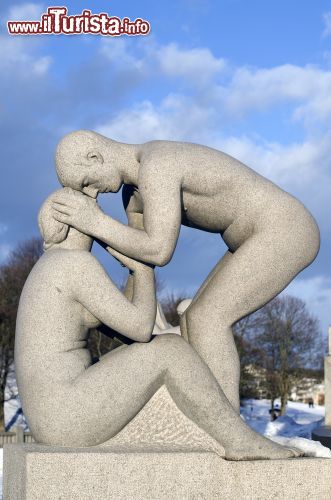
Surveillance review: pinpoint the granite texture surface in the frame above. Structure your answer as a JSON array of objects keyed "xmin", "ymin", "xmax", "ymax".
[{"xmin": 4, "ymin": 443, "xmax": 331, "ymax": 500}]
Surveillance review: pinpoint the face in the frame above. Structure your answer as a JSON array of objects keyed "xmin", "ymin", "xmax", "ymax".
[{"xmin": 57, "ymin": 148, "xmax": 123, "ymax": 198}]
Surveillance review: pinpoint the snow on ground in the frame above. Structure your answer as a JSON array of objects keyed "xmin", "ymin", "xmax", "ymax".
[
  {"xmin": 241, "ymin": 398, "xmax": 331, "ymax": 458},
  {"xmin": 0, "ymin": 400, "xmax": 329, "ymax": 498}
]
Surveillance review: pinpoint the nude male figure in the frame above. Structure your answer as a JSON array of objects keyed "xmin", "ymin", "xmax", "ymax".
[{"xmin": 52, "ymin": 130, "xmax": 320, "ymax": 411}]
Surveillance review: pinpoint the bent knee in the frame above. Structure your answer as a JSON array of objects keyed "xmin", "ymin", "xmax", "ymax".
[
  {"xmin": 184, "ymin": 301, "xmax": 232, "ymax": 335},
  {"xmin": 301, "ymin": 210, "xmax": 320, "ymax": 263},
  {"xmin": 151, "ymin": 333, "xmax": 191, "ymax": 359},
  {"xmin": 152, "ymin": 333, "xmax": 186, "ymax": 348},
  {"xmin": 287, "ymin": 203, "xmax": 320, "ymax": 266},
  {"xmin": 261, "ymin": 198, "xmax": 320, "ymax": 269}
]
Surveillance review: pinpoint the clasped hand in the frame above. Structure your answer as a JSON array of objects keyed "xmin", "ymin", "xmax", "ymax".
[{"xmin": 51, "ymin": 188, "xmax": 103, "ymax": 235}]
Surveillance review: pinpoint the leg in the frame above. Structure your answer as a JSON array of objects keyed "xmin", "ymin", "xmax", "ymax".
[
  {"xmin": 184, "ymin": 219, "xmax": 319, "ymax": 412},
  {"xmin": 180, "ymin": 251, "xmax": 233, "ymax": 341},
  {"xmin": 46, "ymin": 335, "xmax": 299, "ymax": 459}
]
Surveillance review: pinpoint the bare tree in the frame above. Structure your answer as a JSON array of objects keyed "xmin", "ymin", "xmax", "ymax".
[
  {"xmin": 253, "ymin": 295, "xmax": 322, "ymax": 414},
  {"xmin": 0, "ymin": 238, "xmax": 43, "ymax": 429},
  {"xmin": 234, "ymin": 313, "xmax": 266, "ymax": 400}
]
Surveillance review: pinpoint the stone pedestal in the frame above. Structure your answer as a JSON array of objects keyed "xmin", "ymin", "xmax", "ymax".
[
  {"xmin": 5, "ymin": 386, "xmax": 331, "ymax": 499},
  {"xmin": 4, "ymin": 443, "xmax": 331, "ymax": 500}
]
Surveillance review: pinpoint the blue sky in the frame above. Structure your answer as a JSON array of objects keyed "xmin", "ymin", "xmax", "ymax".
[{"xmin": 1, "ymin": 0, "xmax": 331, "ymax": 337}]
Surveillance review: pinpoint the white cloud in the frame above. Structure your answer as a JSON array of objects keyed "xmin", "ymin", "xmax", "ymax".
[
  {"xmin": 100, "ymin": 38, "xmax": 147, "ymax": 72},
  {"xmin": 32, "ymin": 55, "xmax": 52, "ymax": 75},
  {"xmin": 216, "ymin": 134, "xmax": 329, "ymax": 188},
  {"xmin": 322, "ymin": 11, "xmax": 331, "ymax": 37},
  {"xmin": 8, "ymin": 3, "xmax": 44, "ymax": 22},
  {"xmin": 216, "ymin": 63, "xmax": 331, "ymax": 127},
  {"xmin": 156, "ymin": 43, "xmax": 226, "ymax": 84},
  {"xmin": 97, "ymin": 94, "xmax": 330, "ymax": 192},
  {"xmin": 100, "ymin": 40, "xmax": 226, "ymax": 86},
  {"xmin": 97, "ymin": 96, "xmax": 214, "ymax": 143},
  {"xmin": 0, "ymin": 4, "xmax": 51, "ymax": 76},
  {"xmin": 98, "ymin": 39, "xmax": 331, "ymax": 129},
  {"xmin": 0, "ymin": 36, "xmax": 52, "ymax": 75}
]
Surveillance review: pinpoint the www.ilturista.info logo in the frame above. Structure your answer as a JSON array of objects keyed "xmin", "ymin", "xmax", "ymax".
[{"xmin": 7, "ymin": 7, "xmax": 151, "ymax": 36}]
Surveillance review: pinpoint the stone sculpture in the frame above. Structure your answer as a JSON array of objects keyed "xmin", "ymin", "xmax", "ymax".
[
  {"xmin": 15, "ymin": 189, "xmax": 302, "ymax": 459},
  {"xmin": 51, "ymin": 130, "xmax": 320, "ymax": 411},
  {"xmin": 8, "ymin": 132, "xmax": 330, "ymax": 500}
]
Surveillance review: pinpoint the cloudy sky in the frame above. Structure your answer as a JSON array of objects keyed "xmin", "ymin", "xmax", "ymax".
[{"xmin": 1, "ymin": 0, "xmax": 331, "ymax": 337}]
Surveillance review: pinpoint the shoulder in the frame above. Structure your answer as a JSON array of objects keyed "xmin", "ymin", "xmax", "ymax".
[
  {"xmin": 139, "ymin": 143, "xmax": 183, "ymax": 186},
  {"xmin": 140, "ymin": 140, "xmax": 178, "ymax": 163},
  {"xmin": 44, "ymin": 248, "xmax": 102, "ymax": 273},
  {"xmin": 62, "ymin": 250, "xmax": 113, "ymax": 295}
]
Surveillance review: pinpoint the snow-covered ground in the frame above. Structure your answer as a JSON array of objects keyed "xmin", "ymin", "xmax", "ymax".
[
  {"xmin": 241, "ymin": 398, "xmax": 331, "ymax": 458},
  {"xmin": 0, "ymin": 400, "xmax": 330, "ymax": 498}
]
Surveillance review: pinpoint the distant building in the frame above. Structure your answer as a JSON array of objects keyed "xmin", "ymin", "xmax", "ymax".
[
  {"xmin": 290, "ymin": 378, "xmax": 325, "ymax": 406},
  {"xmin": 242, "ymin": 364, "xmax": 325, "ymax": 405}
]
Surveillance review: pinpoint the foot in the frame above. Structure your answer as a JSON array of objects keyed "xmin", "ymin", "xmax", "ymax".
[{"xmin": 224, "ymin": 433, "xmax": 304, "ymax": 461}]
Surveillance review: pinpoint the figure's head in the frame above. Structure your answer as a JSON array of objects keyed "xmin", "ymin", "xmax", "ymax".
[
  {"xmin": 55, "ymin": 130, "xmax": 123, "ymax": 198},
  {"xmin": 38, "ymin": 189, "xmax": 92, "ymax": 251}
]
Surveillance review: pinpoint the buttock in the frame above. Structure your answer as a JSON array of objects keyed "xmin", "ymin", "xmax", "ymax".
[{"xmin": 222, "ymin": 194, "xmax": 319, "ymax": 258}]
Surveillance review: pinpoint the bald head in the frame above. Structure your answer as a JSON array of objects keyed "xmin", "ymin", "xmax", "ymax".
[
  {"xmin": 56, "ymin": 130, "xmax": 108, "ymax": 187},
  {"xmin": 55, "ymin": 129, "xmax": 137, "ymax": 197}
]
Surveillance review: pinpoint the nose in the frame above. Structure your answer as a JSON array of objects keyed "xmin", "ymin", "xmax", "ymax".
[{"xmin": 82, "ymin": 186, "xmax": 98, "ymax": 198}]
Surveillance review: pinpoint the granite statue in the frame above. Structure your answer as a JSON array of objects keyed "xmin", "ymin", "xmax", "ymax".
[{"xmin": 51, "ymin": 130, "xmax": 320, "ymax": 412}]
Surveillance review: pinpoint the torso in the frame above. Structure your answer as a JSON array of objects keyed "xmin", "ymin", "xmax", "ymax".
[
  {"xmin": 15, "ymin": 250, "xmax": 99, "ymax": 390},
  {"xmin": 129, "ymin": 141, "xmax": 296, "ymax": 251}
]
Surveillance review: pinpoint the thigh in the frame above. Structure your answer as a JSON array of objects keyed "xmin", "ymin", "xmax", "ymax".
[
  {"xmin": 186, "ymin": 227, "xmax": 309, "ymax": 328},
  {"xmin": 60, "ymin": 336, "xmax": 187, "ymax": 445},
  {"xmin": 191, "ymin": 250, "xmax": 233, "ymax": 305}
]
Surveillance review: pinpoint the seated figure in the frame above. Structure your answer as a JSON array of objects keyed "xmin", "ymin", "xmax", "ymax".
[{"xmin": 15, "ymin": 189, "xmax": 301, "ymax": 460}]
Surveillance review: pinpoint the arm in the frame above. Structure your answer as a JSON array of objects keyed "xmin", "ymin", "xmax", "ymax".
[
  {"xmin": 123, "ymin": 272, "xmax": 134, "ymax": 301},
  {"xmin": 73, "ymin": 252, "xmax": 156, "ymax": 343},
  {"xmin": 52, "ymin": 166, "xmax": 182, "ymax": 266},
  {"xmin": 122, "ymin": 184, "xmax": 145, "ymax": 232}
]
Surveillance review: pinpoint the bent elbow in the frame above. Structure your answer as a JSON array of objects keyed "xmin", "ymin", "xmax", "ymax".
[
  {"xmin": 139, "ymin": 322, "xmax": 153, "ymax": 342},
  {"xmin": 139, "ymin": 332, "xmax": 153, "ymax": 343},
  {"xmin": 153, "ymin": 250, "xmax": 172, "ymax": 267},
  {"xmin": 129, "ymin": 321, "xmax": 153, "ymax": 343}
]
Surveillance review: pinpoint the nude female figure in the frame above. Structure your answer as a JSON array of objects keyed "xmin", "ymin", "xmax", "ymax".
[
  {"xmin": 15, "ymin": 190, "xmax": 301, "ymax": 460},
  {"xmin": 51, "ymin": 131, "xmax": 320, "ymax": 412}
]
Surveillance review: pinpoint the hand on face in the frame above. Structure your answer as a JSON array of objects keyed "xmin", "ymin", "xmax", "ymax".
[{"xmin": 51, "ymin": 188, "xmax": 104, "ymax": 237}]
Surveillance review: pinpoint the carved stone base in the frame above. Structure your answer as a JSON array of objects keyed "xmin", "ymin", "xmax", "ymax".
[
  {"xmin": 4, "ymin": 443, "xmax": 331, "ymax": 500},
  {"xmin": 5, "ymin": 388, "xmax": 331, "ymax": 499}
]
